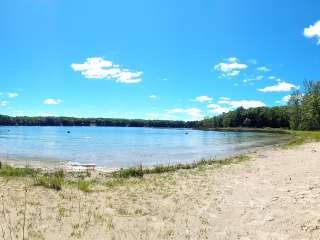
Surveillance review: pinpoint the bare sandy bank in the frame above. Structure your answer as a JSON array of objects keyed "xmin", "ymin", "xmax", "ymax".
[{"xmin": 1, "ymin": 142, "xmax": 320, "ymax": 239}]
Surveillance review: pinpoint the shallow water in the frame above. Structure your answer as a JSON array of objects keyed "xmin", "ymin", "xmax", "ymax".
[{"xmin": 0, "ymin": 126, "xmax": 289, "ymax": 168}]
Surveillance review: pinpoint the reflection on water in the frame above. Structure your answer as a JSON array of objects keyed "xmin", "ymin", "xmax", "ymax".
[{"xmin": 0, "ymin": 127, "xmax": 289, "ymax": 168}]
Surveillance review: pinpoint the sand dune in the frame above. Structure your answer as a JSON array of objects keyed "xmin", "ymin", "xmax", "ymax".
[{"xmin": 1, "ymin": 142, "xmax": 320, "ymax": 239}]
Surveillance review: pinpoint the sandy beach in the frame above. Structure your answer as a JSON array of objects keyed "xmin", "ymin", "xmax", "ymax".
[{"xmin": 1, "ymin": 142, "xmax": 320, "ymax": 239}]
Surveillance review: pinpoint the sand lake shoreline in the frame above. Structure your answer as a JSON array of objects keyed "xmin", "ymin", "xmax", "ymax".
[{"xmin": 1, "ymin": 138, "xmax": 320, "ymax": 239}]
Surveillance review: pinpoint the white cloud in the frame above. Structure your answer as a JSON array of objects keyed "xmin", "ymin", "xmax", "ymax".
[
  {"xmin": 269, "ymin": 76, "xmax": 276, "ymax": 80},
  {"xmin": 40, "ymin": 112, "xmax": 58, "ymax": 117},
  {"xmin": 257, "ymin": 66, "xmax": 271, "ymax": 72},
  {"xmin": 71, "ymin": 57, "xmax": 143, "ymax": 84},
  {"xmin": 219, "ymin": 97, "xmax": 231, "ymax": 101},
  {"xmin": 145, "ymin": 112, "xmax": 171, "ymax": 120},
  {"xmin": 7, "ymin": 92, "xmax": 18, "ymax": 98},
  {"xmin": 243, "ymin": 78, "xmax": 255, "ymax": 83},
  {"xmin": 258, "ymin": 81, "xmax": 299, "ymax": 93},
  {"xmin": 194, "ymin": 96, "xmax": 212, "ymax": 103},
  {"xmin": 243, "ymin": 75, "xmax": 263, "ymax": 83},
  {"xmin": 256, "ymin": 75, "xmax": 264, "ymax": 81},
  {"xmin": 282, "ymin": 95, "xmax": 291, "ymax": 102},
  {"xmin": 247, "ymin": 59, "xmax": 257, "ymax": 65},
  {"xmin": 43, "ymin": 98, "xmax": 62, "ymax": 105},
  {"xmin": 276, "ymin": 95, "xmax": 291, "ymax": 104},
  {"xmin": 149, "ymin": 95, "xmax": 157, "ymax": 99},
  {"xmin": 304, "ymin": 20, "xmax": 320, "ymax": 45},
  {"xmin": 207, "ymin": 104, "xmax": 230, "ymax": 114},
  {"xmin": 218, "ymin": 98, "xmax": 266, "ymax": 109},
  {"xmin": 166, "ymin": 108, "xmax": 203, "ymax": 120},
  {"xmin": 214, "ymin": 57, "xmax": 247, "ymax": 77},
  {"xmin": 1, "ymin": 101, "xmax": 8, "ymax": 107}
]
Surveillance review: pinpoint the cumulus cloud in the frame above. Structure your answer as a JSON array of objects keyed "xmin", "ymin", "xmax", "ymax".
[
  {"xmin": 304, "ymin": 20, "xmax": 320, "ymax": 45},
  {"xmin": 256, "ymin": 75, "xmax": 264, "ymax": 81},
  {"xmin": 269, "ymin": 76, "xmax": 276, "ymax": 80},
  {"xmin": 166, "ymin": 108, "xmax": 203, "ymax": 120},
  {"xmin": 207, "ymin": 104, "xmax": 230, "ymax": 114},
  {"xmin": 258, "ymin": 81, "xmax": 299, "ymax": 93},
  {"xmin": 243, "ymin": 75, "xmax": 263, "ymax": 84},
  {"xmin": 43, "ymin": 98, "xmax": 62, "ymax": 105},
  {"xmin": 257, "ymin": 66, "xmax": 271, "ymax": 72},
  {"xmin": 194, "ymin": 96, "xmax": 212, "ymax": 103},
  {"xmin": 149, "ymin": 95, "xmax": 157, "ymax": 99},
  {"xmin": 247, "ymin": 59, "xmax": 257, "ymax": 65},
  {"xmin": 218, "ymin": 98, "xmax": 266, "ymax": 109},
  {"xmin": 7, "ymin": 92, "xmax": 18, "ymax": 98},
  {"xmin": 276, "ymin": 95, "xmax": 291, "ymax": 104},
  {"xmin": 71, "ymin": 57, "xmax": 143, "ymax": 84},
  {"xmin": 219, "ymin": 97, "xmax": 231, "ymax": 101},
  {"xmin": 145, "ymin": 112, "xmax": 171, "ymax": 120},
  {"xmin": 1, "ymin": 101, "xmax": 8, "ymax": 107},
  {"xmin": 214, "ymin": 57, "xmax": 247, "ymax": 77}
]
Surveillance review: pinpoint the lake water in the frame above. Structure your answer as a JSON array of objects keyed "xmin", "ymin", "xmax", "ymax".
[{"xmin": 0, "ymin": 126, "xmax": 289, "ymax": 168}]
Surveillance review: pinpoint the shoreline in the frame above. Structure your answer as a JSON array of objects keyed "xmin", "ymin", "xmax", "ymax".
[
  {"xmin": 0, "ymin": 139, "xmax": 288, "ymax": 175},
  {"xmin": 1, "ymin": 140, "xmax": 320, "ymax": 239},
  {"xmin": 0, "ymin": 128, "xmax": 294, "ymax": 174}
]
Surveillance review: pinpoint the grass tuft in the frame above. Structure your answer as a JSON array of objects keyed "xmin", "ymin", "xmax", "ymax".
[
  {"xmin": 105, "ymin": 178, "xmax": 125, "ymax": 188},
  {"xmin": 33, "ymin": 170, "xmax": 64, "ymax": 191},
  {"xmin": 281, "ymin": 137, "xmax": 305, "ymax": 149},
  {"xmin": 112, "ymin": 164, "xmax": 144, "ymax": 178},
  {"xmin": 0, "ymin": 164, "xmax": 37, "ymax": 177},
  {"xmin": 112, "ymin": 155, "xmax": 251, "ymax": 178},
  {"xmin": 78, "ymin": 180, "xmax": 91, "ymax": 192}
]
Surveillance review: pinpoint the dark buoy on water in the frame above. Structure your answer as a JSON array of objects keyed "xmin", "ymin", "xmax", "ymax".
[
  {"xmin": 185, "ymin": 132, "xmax": 189, "ymax": 135},
  {"xmin": 67, "ymin": 131, "xmax": 71, "ymax": 134}
]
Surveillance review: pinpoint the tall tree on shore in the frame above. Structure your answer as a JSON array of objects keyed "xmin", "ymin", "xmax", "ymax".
[
  {"xmin": 288, "ymin": 90, "xmax": 303, "ymax": 130},
  {"xmin": 300, "ymin": 80, "xmax": 320, "ymax": 130}
]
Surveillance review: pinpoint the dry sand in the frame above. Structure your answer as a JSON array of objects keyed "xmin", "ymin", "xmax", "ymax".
[{"xmin": 1, "ymin": 142, "xmax": 320, "ymax": 239}]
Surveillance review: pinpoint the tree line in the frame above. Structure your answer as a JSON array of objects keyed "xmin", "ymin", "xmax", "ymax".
[
  {"xmin": 1, "ymin": 81, "xmax": 319, "ymax": 130},
  {"xmin": 200, "ymin": 106, "xmax": 290, "ymax": 129},
  {"xmin": 0, "ymin": 115, "xmax": 198, "ymax": 128},
  {"xmin": 200, "ymin": 80, "xmax": 320, "ymax": 131}
]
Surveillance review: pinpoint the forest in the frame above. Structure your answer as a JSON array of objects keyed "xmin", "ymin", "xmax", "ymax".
[
  {"xmin": 200, "ymin": 80, "xmax": 320, "ymax": 131},
  {"xmin": 0, "ymin": 115, "xmax": 198, "ymax": 128}
]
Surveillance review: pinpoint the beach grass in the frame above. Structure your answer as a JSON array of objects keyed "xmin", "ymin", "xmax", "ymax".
[
  {"xmin": 112, "ymin": 164, "xmax": 144, "ymax": 178},
  {"xmin": 77, "ymin": 180, "xmax": 91, "ymax": 192},
  {"xmin": 290, "ymin": 130, "xmax": 320, "ymax": 141},
  {"xmin": 0, "ymin": 163, "xmax": 37, "ymax": 177},
  {"xmin": 112, "ymin": 155, "xmax": 251, "ymax": 179},
  {"xmin": 280, "ymin": 130, "xmax": 320, "ymax": 148},
  {"xmin": 33, "ymin": 170, "xmax": 64, "ymax": 191},
  {"xmin": 0, "ymin": 153, "xmax": 251, "ymax": 193}
]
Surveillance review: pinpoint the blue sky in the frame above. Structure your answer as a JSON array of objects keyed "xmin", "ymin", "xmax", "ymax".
[{"xmin": 0, "ymin": 0, "xmax": 319, "ymax": 120}]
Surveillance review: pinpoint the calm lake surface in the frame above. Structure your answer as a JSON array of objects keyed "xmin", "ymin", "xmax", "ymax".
[{"xmin": 0, "ymin": 126, "xmax": 289, "ymax": 168}]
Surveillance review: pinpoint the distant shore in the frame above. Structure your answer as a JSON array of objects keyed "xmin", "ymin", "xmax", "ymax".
[{"xmin": 199, "ymin": 127, "xmax": 290, "ymax": 134}]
